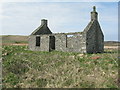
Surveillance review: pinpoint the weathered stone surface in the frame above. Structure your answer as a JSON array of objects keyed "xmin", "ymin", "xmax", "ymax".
[
  {"xmin": 83, "ymin": 20, "xmax": 104, "ymax": 53},
  {"xmin": 29, "ymin": 6, "xmax": 104, "ymax": 53},
  {"xmin": 55, "ymin": 34, "xmax": 67, "ymax": 52}
]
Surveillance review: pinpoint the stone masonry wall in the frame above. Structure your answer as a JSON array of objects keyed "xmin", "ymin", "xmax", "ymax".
[
  {"xmin": 55, "ymin": 34, "xmax": 67, "ymax": 52},
  {"xmin": 66, "ymin": 34, "xmax": 86, "ymax": 53},
  {"xmin": 54, "ymin": 33, "xmax": 86, "ymax": 53},
  {"xmin": 29, "ymin": 35, "xmax": 50, "ymax": 51},
  {"xmin": 85, "ymin": 20, "xmax": 104, "ymax": 53},
  {"xmin": 29, "ymin": 35, "xmax": 36, "ymax": 51},
  {"xmin": 85, "ymin": 21, "xmax": 96, "ymax": 53},
  {"xmin": 40, "ymin": 35, "xmax": 50, "ymax": 51},
  {"xmin": 96, "ymin": 21, "xmax": 104, "ymax": 52}
]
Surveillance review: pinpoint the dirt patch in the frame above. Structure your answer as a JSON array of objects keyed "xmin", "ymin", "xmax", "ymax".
[
  {"xmin": 11, "ymin": 43, "xmax": 28, "ymax": 46},
  {"xmin": 104, "ymin": 46, "xmax": 119, "ymax": 49}
]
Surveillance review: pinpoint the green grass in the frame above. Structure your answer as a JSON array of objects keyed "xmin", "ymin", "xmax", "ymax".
[{"xmin": 2, "ymin": 45, "xmax": 119, "ymax": 88}]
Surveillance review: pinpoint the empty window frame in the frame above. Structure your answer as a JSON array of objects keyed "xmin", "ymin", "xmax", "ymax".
[
  {"xmin": 67, "ymin": 35, "xmax": 74, "ymax": 37},
  {"xmin": 66, "ymin": 34, "xmax": 74, "ymax": 48},
  {"xmin": 36, "ymin": 36, "xmax": 40, "ymax": 46}
]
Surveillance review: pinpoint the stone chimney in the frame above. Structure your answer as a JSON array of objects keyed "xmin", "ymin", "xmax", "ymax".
[
  {"xmin": 41, "ymin": 19, "xmax": 47, "ymax": 26},
  {"xmin": 91, "ymin": 6, "xmax": 98, "ymax": 21}
]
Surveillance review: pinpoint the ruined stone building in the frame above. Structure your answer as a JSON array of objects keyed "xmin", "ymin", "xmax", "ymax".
[{"xmin": 29, "ymin": 6, "xmax": 104, "ymax": 53}]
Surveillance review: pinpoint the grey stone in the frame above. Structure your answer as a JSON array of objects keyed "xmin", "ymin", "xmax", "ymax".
[{"xmin": 29, "ymin": 6, "xmax": 104, "ymax": 53}]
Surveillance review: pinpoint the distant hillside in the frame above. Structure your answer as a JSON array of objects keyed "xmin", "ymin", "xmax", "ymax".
[
  {"xmin": 1, "ymin": 35, "xmax": 119, "ymax": 46},
  {"xmin": 1, "ymin": 35, "xmax": 28, "ymax": 45},
  {"xmin": 104, "ymin": 41, "xmax": 119, "ymax": 46}
]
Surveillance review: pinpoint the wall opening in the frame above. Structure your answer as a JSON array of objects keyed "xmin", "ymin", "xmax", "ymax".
[
  {"xmin": 36, "ymin": 36, "xmax": 40, "ymax": 46},
  {"xmin": 49, "ymin": 36, "xmax": 55, "ymax": 51},
  {"xmin": 66, "ymin": 34, "xmax": 74, "ymax": 48},
  {"xmin": 67, "ymin": 35, "xmax": 74, "ymax": 37},
  {"xmin": 66, "ymin": 35, "xmax": 67, "ymax": 48}
]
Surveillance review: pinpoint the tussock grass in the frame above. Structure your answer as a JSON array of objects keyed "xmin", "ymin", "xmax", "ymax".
[{"xmin": 2, "ymin": 45, "xmax": 118, "ymax": 88}]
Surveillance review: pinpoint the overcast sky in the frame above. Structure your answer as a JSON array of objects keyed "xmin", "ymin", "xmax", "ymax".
[{"xmin": 0, "ymin": 1, "xmax": 118, "ymax": 41}]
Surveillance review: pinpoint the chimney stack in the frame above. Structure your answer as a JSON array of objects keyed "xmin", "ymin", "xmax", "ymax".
[
  {"xmin": 41, "ymin": 19, "xmax": 47, "ymax": 26},
  {"xmin": 91, "ymin": 6, "xmax": 98, "ymax": 21}
]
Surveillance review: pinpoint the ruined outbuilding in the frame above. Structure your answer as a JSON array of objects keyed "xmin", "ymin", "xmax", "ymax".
[{"xmin": 29, "ymin": 6, "xmax": 104, "ymax": 53}]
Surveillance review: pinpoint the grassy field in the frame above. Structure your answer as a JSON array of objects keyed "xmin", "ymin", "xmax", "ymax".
[{"xmin": 2, "ymin": 45, "xmax": 119, "ymax": 88}]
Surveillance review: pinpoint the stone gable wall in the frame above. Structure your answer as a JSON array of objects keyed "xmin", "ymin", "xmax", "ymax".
[{"xmin": 85, "ymin": 20, "xmax": 104, "ymax": 53}]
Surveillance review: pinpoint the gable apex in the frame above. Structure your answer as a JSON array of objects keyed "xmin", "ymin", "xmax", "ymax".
[{"xmin": 31, "ymin": 19, "xmax": 52, "ymax": 35}]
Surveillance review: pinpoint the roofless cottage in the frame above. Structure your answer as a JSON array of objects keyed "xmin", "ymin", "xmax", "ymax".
[{"xmin": 29, "ymin": 6, "xmax": 104, "ymax": 53}]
